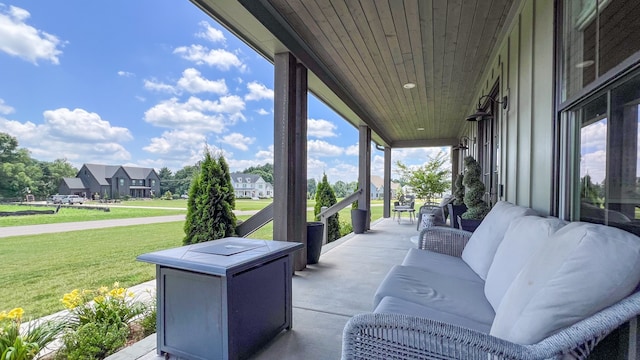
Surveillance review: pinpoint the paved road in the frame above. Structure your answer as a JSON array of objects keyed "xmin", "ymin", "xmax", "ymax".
[
  {"xmin": 0, "ymin": 208, "xmax": 267, "ymax": 238},
  {"xmin": 0, "ymin": 215, "xmax": 188, "ymax": 238}
]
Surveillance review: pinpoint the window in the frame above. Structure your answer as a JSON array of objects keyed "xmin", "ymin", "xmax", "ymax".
[
  {"xmin": 151, "ymin": 179, "xmax": 156, "ymax": 186},
  {"xmin": 237, "ymin": 177, "xmax": 242, "ymax": 183},
  {"xmin": 562, "ymin": 70, "xmax": 640, "ymax": 235},
  {"xmin": 560, "ymin": 0, "xmax": 640, "ymax": 101},
  {"xmin": 246, "ymin": 178, "xmax": 251, "ymax": 183},
  {"xmin": 119, "ymin": 178, "xmax": 124, "ymax": 186}
]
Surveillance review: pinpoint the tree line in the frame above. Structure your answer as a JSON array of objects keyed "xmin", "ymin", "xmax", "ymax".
[{"xmin": 0, "ymin": 132, "xmax": 77, "ymax": 200}]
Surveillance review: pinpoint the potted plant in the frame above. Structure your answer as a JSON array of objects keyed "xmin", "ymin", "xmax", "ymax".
[
  {"xmin": 351, "ymin": 200, "xmax": 367, "ymax": 234},
  {"xmin": 458, "ymin": 156, "xmax": 489, "ymax": 232},
  {"xmin": 448, "ymin": 173, "xmax": 467, "ymax": 228}
]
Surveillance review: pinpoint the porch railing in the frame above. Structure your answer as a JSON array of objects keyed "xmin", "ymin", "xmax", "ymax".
[
  {"xmin": 318, "ymin": 188, "xmax": 363, "ymax": 245},
  {"xmin": 235, "ymin": 203, "xmax": 274, "ymax": 237}
]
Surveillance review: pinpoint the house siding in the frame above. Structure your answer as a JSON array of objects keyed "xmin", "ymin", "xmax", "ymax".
[{"xmin": 466, "ymin": 0, "xmax": 554, "ymax": 215}]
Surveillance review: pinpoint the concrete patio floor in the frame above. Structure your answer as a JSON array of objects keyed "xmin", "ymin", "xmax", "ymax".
[{"xmin": 109, "ymin": 217, "xmax": 419, "ymax": 360}]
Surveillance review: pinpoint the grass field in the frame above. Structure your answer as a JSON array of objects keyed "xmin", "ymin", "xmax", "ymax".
[
  {"xmin": 1, "ymin": 198, "xmax": 389, "ymax": 318},
  {"xmin": 0, "ymin": 221, "xmax": 185, "ymax": 318},
  {"xmin": 0, "ymin": 204, "xmax": 186, "ymax": 227}
]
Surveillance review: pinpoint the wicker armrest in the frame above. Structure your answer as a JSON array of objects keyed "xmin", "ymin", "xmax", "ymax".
[
  {"xmin": 342, "ymin": 313, "xmax": 527, "ymax": 360},
  {"xmin": 343, "ymin": 291, "xmax": 640, "ymax": 360},
  {"xmin": 418, "ymin": 226, "xmax": 473, "ymax": 257}
]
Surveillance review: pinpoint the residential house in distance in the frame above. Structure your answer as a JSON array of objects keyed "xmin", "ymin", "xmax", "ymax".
[
  {"xmin": 370, "ymin": 175, "xmax": 399, "ymax": 200},
  {"xmin": 59, "ymin": 164, "xmax": 161, "ymax": 199},
  {"xmin": 230, "ymin": 173, "xmax": 273, "ymax": 198}
]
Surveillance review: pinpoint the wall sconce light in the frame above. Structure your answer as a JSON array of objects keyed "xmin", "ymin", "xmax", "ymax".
[
  {"xmin": 453, "ymin": 136, "xmax": 469, "ymax": 150},
  {"xmin": 465, "ymin": 94, "xmax": 508, "ymax": 121}
]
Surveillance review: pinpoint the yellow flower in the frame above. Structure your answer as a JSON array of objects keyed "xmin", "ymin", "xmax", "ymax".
[
  {"xmin": 94, "ymin": 296, "xmax": 105, "ymax": 304},
  {"xmin": 7, "ymin": 307, "xmax": 24, "ymax": 320},
  {"xmin": 113, "ymin": 282, "xmax": 120, "ymax": 288},
  {"xmin": 127, "ymin": 291, "xmax": 135, "ymax": 298},
  {"xmin": 61, "ymin": 289, "xmax": 82, "ymax": 309},
  {"xmin": 0, "ymin": 311, "xmax": 7, "ymax": 321},
  {"xmin": 109, "ymin": 287, "xmax": 126, "ymax": 299},
  {"xmin": 98, "ymin": 286, "xmax": 109, "ymax": 295}
]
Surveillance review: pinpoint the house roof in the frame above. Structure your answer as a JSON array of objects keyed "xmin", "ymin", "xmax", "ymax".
[
  {"xmin": 371, "ymin": 175, "xmax": 400, "ymax": 190},
  {"xmin": 230, "ymin": 173, "xmax": 263, "ymax": 182},
  {"xmin": 82, "ymin": 164, "xmax": 120, "ymax": 185},
  {"xmin": 191, "ymin": 0, "xmax": 518, "ymax": 147},
  {"xmin": 82, "ymin": 164, "xmax": 157, "ymax": 183},
  {"xmin": 62, "ymin": 177, "xmax": 88, "ymax": 190},
  {"xmin": 122, "ymin": 166, "xmax": 155, "ymax": 179}
]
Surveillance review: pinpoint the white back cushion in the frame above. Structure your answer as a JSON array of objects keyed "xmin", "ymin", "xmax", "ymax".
[
  {"xmin": 490, "ymin": 222, "xmax": 640, "ymax": 344},
  {"xmin": 461, "ymin": 201, "xmax": 537, "ymax": 280},
  {"xmin": 484, "ymin": 216, "xmax": 566, "ymax": 311}
]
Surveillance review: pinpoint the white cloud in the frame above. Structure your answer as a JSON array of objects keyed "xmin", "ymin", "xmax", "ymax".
[
  {"xmin": 308, "ymin": 118, "xmax": 337, "ymax": 138},
  {"xmin": 0, "ymin": 5, "xmax": 63, "ymax": 65},
  {"xmin": 245, "ymin": 81, "xmax": 274, "ymax": 101},
  {"xmin": 256, "ymin": 108, "xmax": 269, "ymax": 115},
  {"xmin": 324, "ymin": 162, "xmax": 359, "ymax": 183},
  {"xmin": 306, "ymin": 158, "xmax": 328, "ymax": 180},
  {"xmin": 0, "ymin": 99, "xmax": 14, "ymax": 115},
  {"xmin": 255, "ymin": 145, "xmax": 274, "ymax": 161},
  {"xmin": 345, "ymin": 143, "xmax": 359, "ymax": 156},
  {"xmin": 580, "ymin": 120, "xmax": 607, "ymax": 151},
  {"xmin": 173, "ymin": 45, "xmax": 246, "ymax": 72},
  {"xmin": 0, "ymin": 107, "xmax": 132, "ymax": 163},
  {"xmin": 144, "ymin": 95, "xmax": 245, "ymax": 133},
  {"xmin": 196, "ymin": 21, "xmax": 225, "ymax": 43},
  {"xmin": 580, "ymin": 149, "xmax": 606, "ymax": 184},
  {"xmin": 144, "ymin": 79, "xmax": 176, "ymax": 94},
  {"xmin": 177, "ymin": 68, "xmax": 227, "ymax": 94},
  {"xmin": 308, "ymin": 139, "xmax": 344, "ymax": 157},
  {"xmin": 117, "ymin": 70, "xmax": 134, "ymax": 77},
  {"xmin": 220, "ymin": 133, "xmax": 255, "ymax": 151},
  {"xmin": 144, "ymin": 130, "xmax": 206, "ymax": 155}
]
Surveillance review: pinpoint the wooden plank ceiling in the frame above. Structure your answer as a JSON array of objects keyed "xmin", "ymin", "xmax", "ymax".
[{"xmin": 192, "ymin": 0, "xmax": 515, "ymax": 148}]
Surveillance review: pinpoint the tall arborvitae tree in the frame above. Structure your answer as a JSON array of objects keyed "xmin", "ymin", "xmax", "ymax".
[
  {"xmin": 314, "ymin": 173, "xmax": 340, "ymax": 242},
  {"xmin": 183, "ymin": 150, "xmax": 236, "ymax": 245}
]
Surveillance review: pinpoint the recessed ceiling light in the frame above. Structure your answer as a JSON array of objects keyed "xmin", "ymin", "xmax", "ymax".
[
  {"xmin": 403, "ymin": 82, "xmax": 416, "ymax": 89},
  {"xmin": 417, "ymin": 127, "xmax": 425, "ymax": 131},
  {"xmin": 575, "ymin": 60, "xmax": 595, "ymax": 68}
]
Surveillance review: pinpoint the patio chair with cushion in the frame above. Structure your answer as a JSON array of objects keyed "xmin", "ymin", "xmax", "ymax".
[{"xmin": 416, "ymin": 195, "xmax": 454, "ymax": 230}]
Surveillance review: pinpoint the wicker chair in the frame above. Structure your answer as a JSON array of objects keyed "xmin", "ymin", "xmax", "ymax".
[{"xmin": 342, "ymin": 226, "xmax": 640, "ymax": 360}]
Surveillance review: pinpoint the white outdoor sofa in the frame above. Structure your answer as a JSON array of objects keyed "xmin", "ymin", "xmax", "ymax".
[{"xmin": 342, "ymin": 201, "xmax": 640, "ymax": 359}]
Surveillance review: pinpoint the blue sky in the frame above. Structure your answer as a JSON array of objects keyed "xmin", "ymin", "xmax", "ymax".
[{"xmin": 0, "ymin": 1, "xmax": 448, "ymax": 183}]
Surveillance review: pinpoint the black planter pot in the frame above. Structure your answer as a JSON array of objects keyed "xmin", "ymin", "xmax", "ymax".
[
  {"xmin": 351, "ymin": 209, "xmax": 367, "ymax": 234},
  {"xmin": 306, "ymin": 222, "xmax": 324, "ymax": 264},
  {"xmin": 448, "ymin": 204, "xmax": 467, "ymax": 229},
  {"xmin": 457, "ymin": 216, "xmax": 482, "ymax": 232}
]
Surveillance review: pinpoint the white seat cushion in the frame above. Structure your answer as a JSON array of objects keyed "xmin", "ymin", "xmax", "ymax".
[
  {"xmin": 374, "ymin": 265, "xmax": 495, "ymax": 326},
  {"xmin": 461, "ymin": 201, "xmax": 537, "ymax": 280},
  {"xmin": 484, "ymin": 216, "xmax": 566, "ymax": 311},
  {"xmin": 402, "ymin": 248, "xmax": 483, "ymax": 283},
  {"xmin": 490, "ymin": 222, "xmax": 640, "ymax": 344}
]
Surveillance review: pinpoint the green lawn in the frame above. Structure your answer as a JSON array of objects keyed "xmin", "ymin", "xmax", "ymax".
[
  {"xmin": 1, "ymin": 198, "xmax": 388, "ymax": 318},
  {"xmin": 0, "ymin": 205, "xmax": 186, "ymax": 227},
  {"xmin": 0, "ymin": 221, "xmax": 185, "ymax": 318}
]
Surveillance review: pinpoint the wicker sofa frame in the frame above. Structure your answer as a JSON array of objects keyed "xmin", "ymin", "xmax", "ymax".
[{"xmin": 342, "ymin": 227, "xmax": 640, "ymax": 360}]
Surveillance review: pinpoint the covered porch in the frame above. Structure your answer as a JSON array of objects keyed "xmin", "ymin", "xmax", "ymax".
[{"xmin": 120, "ymin": 0, "xmax": 640, "ymax": 358}]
